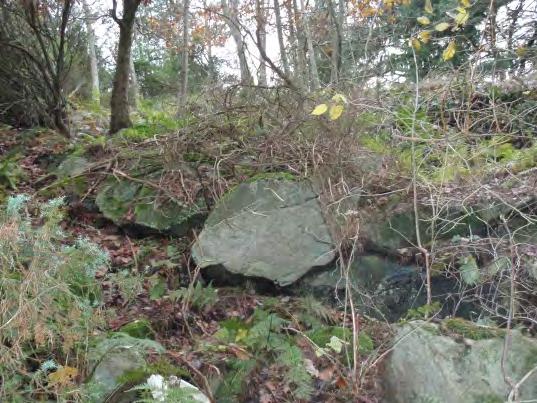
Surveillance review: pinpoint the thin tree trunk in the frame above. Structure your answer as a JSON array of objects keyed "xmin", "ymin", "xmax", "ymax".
[
  {"xmin": 110, "ymin": 0, "xmax": 141, "ymax": 134},
  {"xmin": 291, "ymin": 0, "xmax": 307, "ymax": 87},
  {"xmin": 300, "ymin": 0, "xmax": 320, "ymax": 90},
  {"xmin": 82, "ymin": 0, "xmax": 100, "ymax": 104},
  {"xmin": 128, "ymin": 52, "xmax": 139, "ymax": 108},
  {"xmin": 222, "ymin": 0, "xmax": 252, "ymax": 85},
  {"xmin": 256, "ymin": 0, "xmax": 267, "ymax": 86},
  {"xmin": 178, "ymin": 0, "xmax": 190, "ymax": 106},
  {"xmin": 52, "ymin": 0, "xmax": 73, "ymax": 136},
  {"xmin": 327, "ymin": 0, "xmax": 343, "ymax": 84},
  {"xmin": 273, "ymin": 0, "xmax": 290, "ymax": 78},
  {"xmin": 202, "ymin": 0, "xmax": 215, "ymax": 82}
]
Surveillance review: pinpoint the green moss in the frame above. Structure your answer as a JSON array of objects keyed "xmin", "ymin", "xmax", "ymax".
[
  {"xmin": 441, "ymin": 318, "xmax": 504, "ymax": 340},
  {"xmin": 472, "ymin": 394, "xmax": 503, "ymax": 403},
  {"xmin": 245, "ymin": 171, "xmax": 297, "ymax": 183},
  {"xmin": 116, "ymin": 358, "xmax": 189, "ymax": 385},
  {"xmin": 147, "ymin": 358, "xmax": 189, "ymax": 379},
  {"xmin": 116, "ymin": 367, "xmax": 147, "ymax": 385},
  {"xmin": 183, "ymin": 151, "xmax": 213, "ymax": 163},
  {"xmin": 119, "ymin": 319, "xmax": 155, "ymax": 340}
]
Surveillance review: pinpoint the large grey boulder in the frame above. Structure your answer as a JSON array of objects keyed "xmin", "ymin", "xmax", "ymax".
[
  {"xmin": 192, "ymin": 178, "xmax": 335, "ymax": 286},
  {"xmin": 384, "ymin": 320, "xmax": 537, "ymax": 403}
]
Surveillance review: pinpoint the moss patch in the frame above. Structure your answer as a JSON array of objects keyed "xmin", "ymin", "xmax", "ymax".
[{"xmin": 441, "ymin": 318, "xmax": 504, "ymax": 340}]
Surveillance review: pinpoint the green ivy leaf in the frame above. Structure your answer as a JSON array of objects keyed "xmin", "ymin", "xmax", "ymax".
[
  {"xmin": 149, "ymin": 277, "xmax": 167, "ymax": 300},
  {"xmin": 459, "ymin": 255, "xmax": 480, "ymax": 285}
]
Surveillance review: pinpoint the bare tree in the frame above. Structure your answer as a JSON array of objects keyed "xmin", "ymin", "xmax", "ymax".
[
  {"xmin": 256, "ymin": 0, "xmax": 267, "ymax": 86},
  {"xmin": 221, "ymin": 0, "xmax": 252, "ymax": 85},
  {"xmin": 327, "ymin": 0, "xmax": 343, "ymax": 84},
  {"xmin": 178, "ymin": 0, "xmax": 190, "ymax": 107},
  {"xmin": 128, "ymin": 50, "xmax": 140, "ymax": 108},
  {"xmin": 273, "ymin": 0, "xmax": 290, "ymax": 78},
  {"xmin": 290, "ymin": 0, "xmax": 308, "ymax": 88},
  {"xmin": 82, "ymin": 0, "xmax": 100, "ymax": 104},
  {"xmin": 110, "ymin": 0, "xmax": 142, "ymax": 134},
  {"xmin": 0, "ymin": 0, "xmax": 78, "ymax": 136}
]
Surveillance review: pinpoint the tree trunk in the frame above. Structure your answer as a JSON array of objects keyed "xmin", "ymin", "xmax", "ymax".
[
  {"xmin": 222, "ymin": 0, "xmax": 252, "ymax": 85},
  {"xmin": 291, "ymin": 0, "xmax": 308, "ymax": 88},
  {"xmin": 178, "ymin": 0, "xmax": 190, "ymax": 107},
  {"xmin": 300, "ymin": 0, "xmax": 320, "ymax": 90},
  {"xmin": 82, "ymin": 0, "xmax": 100, "ymax": 104},
  {"xmin": 110, "ymin": 0, "xmax": 141, "ymax": 134},
  {"xmin": 273, "ymin": 0, "xmax": 290, "ymax": 78},
  {"xmin": 53, "ymin": 0, "xmax": 73, "ymax": 136},
  {"xmin": 128, "ymin": 50, "xmax": 140, "ymax": 108},
  {"xmin": 256, "ymin": 0, "xmax": 267, "ymax": 86},
  {"xmin": 327, "ymin": 0, "xmax": 343, "ymax": 84}
]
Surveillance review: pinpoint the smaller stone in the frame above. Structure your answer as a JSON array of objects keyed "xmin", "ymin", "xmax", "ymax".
[{"xmin": 85, "ymin": 336, "xmax": 165, "ymax": 402}]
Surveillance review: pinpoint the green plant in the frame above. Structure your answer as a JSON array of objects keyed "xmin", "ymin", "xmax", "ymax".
[
  {"xmin": 169, "ymin": 282, "xmax": 218, "ymax": 311},
  {"xmin": 213, "ymin": 308, "xmax": 314, "ymax": 402},
  {"xmin": 404, "ymin": 301, "xmax": 442, "ymax": 320},
  {"xmin": 0, "ymin": 154, "xmax": 23, "ymax": 190},
  {"xmin": 0, "ymin": 195, "xmax": 108, "ymax": 401}
]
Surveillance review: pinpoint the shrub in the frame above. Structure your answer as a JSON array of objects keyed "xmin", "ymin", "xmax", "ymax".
[{"xmin": 0, "ymin": 195, "xmax": 108, "ymax": 401}]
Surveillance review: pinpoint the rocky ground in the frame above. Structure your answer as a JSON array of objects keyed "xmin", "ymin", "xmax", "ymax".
[{"xmin": 1, "ymin": 99, "xmax": 537, "ymax": 402}]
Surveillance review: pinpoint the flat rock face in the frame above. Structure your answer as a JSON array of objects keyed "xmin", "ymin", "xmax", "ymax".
[
  {"xmin": 384, "ymin": 321, "xmax": 537, "ymax": 403},
  {"xmin": 192, "ymin": 179, "xmax": 335, "ymax": 286}
]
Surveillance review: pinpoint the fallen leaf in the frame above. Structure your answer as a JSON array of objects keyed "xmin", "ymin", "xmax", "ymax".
[
  {"xmin": 48, "ymin": 366, "xmax": 78, "ymax": 387},
  {"xmin": 304, "ymin": 358, "xmax": 319, "ymax": 377},
  {"xmin": 318, "ymin": 366, "xmax": 335, "ymax": 382},
  {"xmin": 335, "ymin": 376, "xmax": 348, "ymax": 389}
]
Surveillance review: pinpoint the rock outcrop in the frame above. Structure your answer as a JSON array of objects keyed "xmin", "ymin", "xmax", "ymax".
[{"xmin": 383, "ymin": 320, "xmax": 537, "ymax": 403}]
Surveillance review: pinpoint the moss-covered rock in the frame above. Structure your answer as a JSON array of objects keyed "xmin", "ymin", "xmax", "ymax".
[
  {"xmin": 384, "ymin": 320, "xmax": 537, "ymax": 403},
  {"xmin": 95, "ymin": 178, "xmax": 205, "ymax": 236},
  {"xmin": 84, "ymin": 335, "xmax": 165, "ymax": 402}
]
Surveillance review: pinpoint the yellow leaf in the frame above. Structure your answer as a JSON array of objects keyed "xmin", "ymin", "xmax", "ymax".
[
  {"xmin": 48, "ymin": 366, "xmax": 78, "ymax": 387},
  {"xmin": 331, "ymin": 93, "xmax": 347, "ymax": 104},
  {"xmin": 311, "ymin": 104, "xmax": 328, "ymax": 116},
  {"xmin": 515, "ymin": 47, "xmax": 527, "ymax": 58},
  {"xmin": 443, "ymin": 41, "xmax": 456, "ymax": 61},
  {"xmin": 424, "ymin": 0, "xmax": 433, "ymax": 14},
  {"xmin": 417, "ymin": 16, "xmax": 431, "ymax": 25},
  {"xmin": 235, "ymin": 328, "xmax": 249, "ymax": 343},
  {"xmin": 435, "ymin": 22, "xmax": 450, "ymax": 31},
  {"xmin": 411, "ymin": 37, "xmax": 422, "ymax": 50},
  {"xmin": 418, "ymin": 31, "xmax": 431, "ymax": 44},
  {"xmin": 459, "ymin": 0, "xmax": 471, "ymax": 7},
  {"xmin": 454, "ymin": 7, "xmax": 469, "ymax": 26},
  {"xmin": 329, "ymin": 104, "xmax": 344, "ymax": 120}
]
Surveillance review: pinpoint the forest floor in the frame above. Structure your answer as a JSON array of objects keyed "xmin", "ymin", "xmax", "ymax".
[
  {"xmin": 3, "ymin": 87, "xmax": 537, "ymax": 401},
  {"xmin": 0, "ymin": 113, "xmax": 393, "ymax": 402}
]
